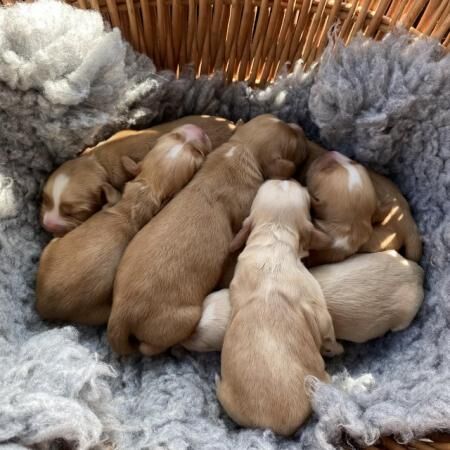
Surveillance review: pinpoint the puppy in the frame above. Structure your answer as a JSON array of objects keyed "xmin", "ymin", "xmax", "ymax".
[
  {"xmin": 183, "ymin": 251, "xmax": 423, "ymax": 351},
  {"xmin": 216, "ymin": 180, "xmax": 341, "ymax": 437},
  {"xmin": 40, "ymin": 115, "xmax": 236, "ymax": 235},
  {"xmin": 359, "ymin": 172, "xmax": 422, "ymax": 261},
  {"xmin": 299, "ymin": 140, "xmax": 422, "ymax": 261},
  {"xmin": 107, "ymin": 114, "xmax": 308, "ymax": 356},
  {"xmin": 305, "ymin": 150, "xmax": 377, "ymax": 265},
  {"xmin": 36, "ymin": 124, "xmax": 211, "ymax": 325}
]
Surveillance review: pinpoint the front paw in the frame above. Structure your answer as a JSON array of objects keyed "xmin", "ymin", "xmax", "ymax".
[{"xmin": 321, "ymin": 340, "xmax": 344, "ymax": 357}]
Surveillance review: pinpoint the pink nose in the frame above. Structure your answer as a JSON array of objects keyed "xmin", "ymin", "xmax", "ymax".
[
  {"xmin": 179, "ymin": 124, "xmax": 212, "ymax": 152},
  {"xmin": 42, "ymin": 214, "xmax": 68, "ymax": 234},
  {"xmin": 180, "ymin": 124, "xmax": 206, "ymax": 142}
]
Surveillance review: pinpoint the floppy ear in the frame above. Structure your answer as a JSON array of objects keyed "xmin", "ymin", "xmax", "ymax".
[
  {"xmin": 230, "ymin": 217, "xmax": 253, "ymax": 252},
  {"xmin": 309, "ymin": 226, "xmax": 332, "ymax": 250},
  {"xmin": 263, "ymin": 158, "xmax": 296, "ymax": 180},
  {"xmin": 102, "ymin": 183, "xmax": 121, "ymax": 206},
  {"xmin": 121, "ymin": 156, "xmax": 141, "ymax": 177}
]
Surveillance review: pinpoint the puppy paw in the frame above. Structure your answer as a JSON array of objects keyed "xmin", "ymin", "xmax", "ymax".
[{"xmin": 321, "ymin": 340, "xmax": 344, "ymax": 357}]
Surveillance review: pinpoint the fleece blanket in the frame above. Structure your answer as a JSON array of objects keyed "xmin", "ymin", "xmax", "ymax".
[{"xmin": 0, "ymin": 1, "xmax": 449, "ymax": 449}]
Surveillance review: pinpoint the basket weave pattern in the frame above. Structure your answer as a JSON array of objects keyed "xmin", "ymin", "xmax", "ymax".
[
  {"xmin": 3, "ymin": 0, "xmax": 450, "ymax": 448},
  {"xmin": 7, "ymin": 0, "xmax": 447, "ymax": 85}
]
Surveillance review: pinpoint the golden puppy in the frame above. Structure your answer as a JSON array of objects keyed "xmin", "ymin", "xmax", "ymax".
[
  {"xmin": 216, "ymin": 180, "xmax": 341, "ymax": 437},
  {"xmin": 305, "ymin": 150, "xmax": 377, "ymax": 266},
  {"xmin": 107, "ymin": 114, "xmax": 308, "ymax": 356},
  {"xmin": 359, "ymin": 172, "xmax": 422, "ymax": 261},
  {"xmin": 299, "ymin": 140, "xmax": 422, "ymax": 261},
  {"xmin": 40, "ymin": 116, "xmax": 236, "ymax": 235},
  {"xmin": 183, "ymin": 251, "xmax": 423, "ymax": 351},
  {"xmin": 36, "ymin": 124, "xmax": 211, "ymax": 325}
]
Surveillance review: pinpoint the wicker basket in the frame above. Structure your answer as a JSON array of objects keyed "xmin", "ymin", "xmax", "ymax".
[
  {"xmin": 5, "ymin": 0, "xmax": 450, "ymax": 448},
  {"xmin": 7, "ymin": 0, "xmax": 447, "ymax": 85}
]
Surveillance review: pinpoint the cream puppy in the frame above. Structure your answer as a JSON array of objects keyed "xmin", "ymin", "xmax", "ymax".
[
  {"xmin": 216, "ymin": 180, "xmax": 341, "ymax": 437},
  {"xmin": 305, "ymin": 151, "xmax": 377, "ymax": 266},
  {"xmin": 299, "ymin": 140, "xmax": 422, "ymax": 261},
  {"xmin": 183, "ymin": 251, "xmax": 424, "ymax": 351},
  {"xmin": 107, "ymin": 115, "xmax": 308, "ymax": 356},
  {"xmin": 40, "ymin": 115, "xmax": 236, "ymax": 235},
  {"xmin": 36, "ymin": 124, "xmax": 211, "ymax": 325}
]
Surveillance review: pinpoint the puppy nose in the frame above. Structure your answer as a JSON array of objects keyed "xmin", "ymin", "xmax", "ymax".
[
  {"xmin": 180, "ymin": 124, "xmax": 206, "ymax": 142},
  {"xmin": 42, "ymin": 213, "xmax": 68, "ymax": 234},
  {"xmin": 180, "ymin": 124, "xmax": 212, "ymax": 153}
]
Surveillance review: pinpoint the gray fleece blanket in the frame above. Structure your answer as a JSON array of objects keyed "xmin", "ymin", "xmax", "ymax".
[{"xmin": 0, "ymin": 1, "xmax": 449, "ymax": 449}]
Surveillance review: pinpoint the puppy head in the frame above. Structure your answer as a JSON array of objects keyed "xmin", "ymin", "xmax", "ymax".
[
  {"xmin": 232, "ymin": 115, "xmax": 307, "ymax": 179},
  {"xmin": 230, "ymin": 180, "xmax": 330, "ymax": 253},
  {"xmin": 307, "ymin": 151, "xmax": 377, "ymax": 231},
  {"xmin": 40, "ymin": 157, "xmax": 120, "ymax": 235},
  {"xmin": 123, "ymin": 124, "xmax": 212, "ymax": 200}
]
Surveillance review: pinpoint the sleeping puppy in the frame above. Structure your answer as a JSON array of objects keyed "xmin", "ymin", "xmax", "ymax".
[
  {"xmin": 36, "ymin": 124, "xmax": 211, "ymax": 325},
  {"xmin": 183, "ymin": 251, "xmax": 424, "ymax": 351},
  {"xmin": 299, "ymin": 140, "xmax": 422, "ymax": 261},
  {"xmin": 305, "ymin": 150, "xmax": 377, "ymax": 266},
  {"xmin": 359, "ymin": 171, "xmax": 422, "ymax": 261},
  {"xmin": 107, "ymin": 114, "xmax": 308, "ymax": 356},
  {"xmin": 40, "ymin": 115, "xmax": 236, "ymax": 235},
  {"xmin": 216, "ymin": 180, "xmax": 341, "ymax": 437}
]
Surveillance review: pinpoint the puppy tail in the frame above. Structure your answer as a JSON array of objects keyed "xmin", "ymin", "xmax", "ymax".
[
  {"xmin": 107, "ymin": 316, "xmax": 137, "ymax": 356},
  {"xmin": 404, "ymin": 231, "xmax": 422, "ymax": 262}
]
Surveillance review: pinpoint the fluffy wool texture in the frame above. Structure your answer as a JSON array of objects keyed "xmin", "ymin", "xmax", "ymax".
[{"xmin": 0, "ymin": 1, "xmax": 448, "ymax": 449}]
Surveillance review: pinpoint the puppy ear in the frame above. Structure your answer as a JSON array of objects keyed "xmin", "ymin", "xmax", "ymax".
[
  {"xmin": 230, "ymin": 217, "xmax": 252, "ymax": 252},
  {"xmin": 102, "ymin": 183, "xmax": 121, "ymax": 206},
  {"xmin": 121, "ymin": 156, "xmax": 141, "ymax": 177},
  {"xmin": 309, "ymin": 226, "xmax": 332, "ymax": 250},
  {"xmin": 263, "ymin": 159, "xmax": 296, "ymax": 180}
]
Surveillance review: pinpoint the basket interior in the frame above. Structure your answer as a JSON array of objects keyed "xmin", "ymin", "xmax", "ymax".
[{"xmin": 9, "ymin": 0, "xmax": 446, "ymax": 85}]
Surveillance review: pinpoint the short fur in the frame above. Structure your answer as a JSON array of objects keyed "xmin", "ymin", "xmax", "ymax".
[
  {"xmin": 216, "ymin": 180, "xmax": 342, "ymax": 437},
  {"xmin": 305, "ymin": 150, "xmax": 377, "ymax": 265},
  {"xmin": 36, "ymin": 125, "xmax": 211, "ymax": 325},
  {"xmin": 40, "ymin": 115, "xmax": 236, "ymax": 235},
  {"xmin": 107, "ymin": 115, "xmax": 308, "ymax": 356},
  {"xmin": 299, "ymin": 140, "xmax": 422, "ymax": 262},
  {"xmin": 183, "ymin": 251, "xmax": 424, "ymax": 351}
]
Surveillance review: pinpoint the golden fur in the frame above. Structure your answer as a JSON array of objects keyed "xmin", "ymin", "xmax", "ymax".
[
  {"xmin": 36, "ymin": 125, "xmax": 211, "ymax": 325},
  {"xmin": 216, "ymin": 180, "xmax": 342, "ymax": 436},
  {"xmin": 183, "ymin": 251, "xmax": 423, "ymax": 351},
  {"xmin": 299, "ymin": 140, "xmax": 422, "ymax": 262},
  {"xmin": 107, "ymin": 115, "xmax": 308, "ymax": 356},
  {"xmin": 305, "ymin": 150, "xmax": 377, "ymax": 265},
  {"xmin": 40, "ymin": 116, "xmax": 236, "ymax": 235}
]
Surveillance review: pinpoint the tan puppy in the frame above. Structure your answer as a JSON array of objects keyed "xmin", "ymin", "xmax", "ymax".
[
  {"xmin": 216, "ymin": 180, "xmax": 341, "ymax": 436},
  {"xmin": 107, "ymin": 114, "xmax": 308, "ymax": 356},
  {"xmin": 183, "ymin": 251, "xmax": 423, "ymax": 351},
  {"xmin": 359, "ymin": 172, "xmax": 422, "ymax": 261},
  {"xmin": 299, "ymin": 140, "xmax": 422, "ymax": 261},
  {"xmin": 36, "ymin": 124, "xmax": 211, "ymax": 325},
  {"xmin": 40, "ymin": 115, "xmax": 236, "ymax": 235},
  {"xmin": 305, "ymin": 150, "xmax": 377, "ymax": 266}
]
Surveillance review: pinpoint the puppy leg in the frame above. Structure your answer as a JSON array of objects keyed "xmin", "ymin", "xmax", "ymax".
[
  {"xmin": 136, "ymin": 305, "xmax": 203, "ymax": 356},
  {"xmin": 360, "ymin": 225, "xmax": 403, "ymax": 254},
  {"xmin": 182, "ymin": 289, "xmax": 231, "ymax": 352},
  {"xmin": 316, "ymin": 306, "xmax": 344, "ymax": 357}
]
